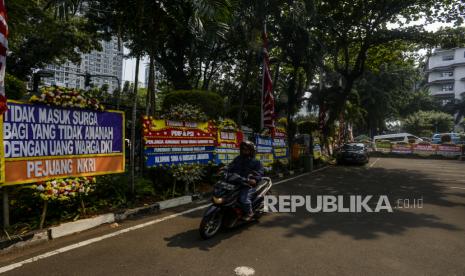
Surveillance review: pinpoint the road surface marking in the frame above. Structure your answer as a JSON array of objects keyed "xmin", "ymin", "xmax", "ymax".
[
  {"xmin": 0, "ymin": 169, "xmax": 330, "ymax": 274},
  {"xmin": 449, "ymin": 187, "xmax": 465, "ymax": 190},
  {"xmin": 0, "ymin": 204, "xmax": 209, "ymax": 274},
  {"xmin": 369, "ymin": 158, "xmax": 380, "ymax": 168},
  {"xmin": 234, "ymin": 266, "xmax": 255, "ymax": 276},
  {"xmin": 273, "ymin": 166, "xmax": 330, "ymax": 186}
]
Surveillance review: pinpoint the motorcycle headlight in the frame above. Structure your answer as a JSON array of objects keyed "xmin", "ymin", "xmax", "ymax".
[{"xmin": 212, "ymin": 197, "xmax": 224, "ymax": 204}]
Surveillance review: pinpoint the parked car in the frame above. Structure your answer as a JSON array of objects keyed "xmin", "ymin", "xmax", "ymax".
[
  {"xmin": 373, "ymin": 133, "xmax": 423, "ymax": 144},
  {"xmin": 431, "ymin": 133, "xmax": 460, "ymax": 144},
  {"xmin": 336, "ymin": 143, "xmax": 369, "ymax": 165},
  {"xmin": 419, "ymin": 137, "xmax": 432, "ymax": 143}
]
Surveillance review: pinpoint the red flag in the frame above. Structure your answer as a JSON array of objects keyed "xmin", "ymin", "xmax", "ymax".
[
  {"xmin": 262, "ymin": 31, "xmax": 275, "ymax": 130},
  {"xmin": 0, "ymin": 0, "xmax": 8, "ymax": 114}
]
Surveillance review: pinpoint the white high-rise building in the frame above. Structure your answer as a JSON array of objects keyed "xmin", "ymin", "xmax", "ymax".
[
  {"xmin": 43, "ymin": 37, "xmax": 123, "ymax": 92},
  {"xmin": 426, "ymin": 47, "xmax": 465, "ymax": 105}
]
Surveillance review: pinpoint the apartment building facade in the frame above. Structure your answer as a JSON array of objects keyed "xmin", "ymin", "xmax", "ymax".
[
  {"xmin": 427, "ymin": 47, "xmax": 465, "ymax": 105},
  {"xmin": 43, "ymin": 37, "xmax": 123, "ymax": 92}
]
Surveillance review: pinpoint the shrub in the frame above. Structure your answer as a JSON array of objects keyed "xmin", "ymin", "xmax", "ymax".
[
  {"xmin": 5, "ymin": 73, "xmax": 27, "ymax": 100},
  {"xmin": 8, "ymin": 186, "xmax": 43, "ymax": 230},
  {"xmin": 171, "ymin": 164, "xmax": 206, "ymax": 194},
  {"xmin": 134, "ymin": 177, "xmax": 155, "ymax": 197},
  {"xmin": 162, "ymin": 90, "xmax": 224, "ymax": 119},
  {"xmin": 161, "ymin": 103, "xmax": 208, "ymax": 122},
  {"xmin": 145, "ymin": 167, "xmax": 174, "ymax": 191},
  {"xmin": 403, "ymin": 111, "xmax": 454, "ymax": 137},
  {"xmin": 91, "ymin": 174, "xmax": 131, "ymax": 209}
]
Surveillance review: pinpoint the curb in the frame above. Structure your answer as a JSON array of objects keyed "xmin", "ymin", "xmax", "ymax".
[
  {"xmin": 0, "ymin": 230, "xmax": 48, "ymax": 251},
  {"xmin": 0, "ymin": 196, "xmax": 196, "ymax": 252},
  {"xmin": 0, "ymin": 167, "xmax": 330, "ymax": 252},
  {"xmin": 159, "ymin": 195, "xmax": 192, "ymax": 210},
  {"xmin": 48, "ymin": 214, "xmax": 115, "ymax": 240},
  {"xmin": 369, "ymin": 152, "xmax": 463, "ymax": 160},
  {"xmin": 115, "ymin": 203, "xmax": 160, "ymax": 222}
]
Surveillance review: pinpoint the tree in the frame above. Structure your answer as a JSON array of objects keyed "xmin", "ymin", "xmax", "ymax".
[
  {"xmin": 270, "ymin": 0, "xmax": 319, "ymax": 151},
  {"xmin": 403, "ymin": 111, "xmax": 454, "ymax": 137},
  {"xmin": 5, "ymin": 74, "xmax": 27, "ymax": 100},
  {"xmin": 398, "ymin": 90, "xmax": 439, "ymax": 118},
  {"xmin": 6, "ymin": 0, "xmax": 99, "ymax": 80},
  {"xmin": 85, "ymin": 0, "xmax": 146, "ymax": 195},
  {"xmin": 305, "ymin": 0, "xmax": 463, "ymax": 139},
  {"xmin": 425, "ymin": 27, "xmax": 465, "ymax": 49},
  {"xmin": 152, "ymin": 0, "xmax": 233, "ymax": 90},
  {"xmin": 87, "ymin": 0, "xmax": 233, "ymax": 90},
  {"xmin": 351, "ymin": 45, "xmax": 439, "ymax": 136},
  {"xmin": 453, "ymin": 95, "xmax": 465, "ymax": 125},
  {"xmin": 45, "ymin": 0, "xmax": 84, "ymax": 20}
]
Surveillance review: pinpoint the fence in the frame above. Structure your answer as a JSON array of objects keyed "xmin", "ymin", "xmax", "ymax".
[{"xmin": 373, "ymin": 142, "xmax": 464, "ymax": 158}]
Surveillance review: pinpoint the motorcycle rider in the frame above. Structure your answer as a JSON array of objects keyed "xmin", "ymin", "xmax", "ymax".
[{"xmin": 226, "ymin": 140, "xmax": 264, "ymax": 221}]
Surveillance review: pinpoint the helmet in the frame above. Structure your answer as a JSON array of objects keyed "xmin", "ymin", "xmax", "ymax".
[{"xmin": 240, "ymin": 141, "xmax": 256, "ymax": 156}]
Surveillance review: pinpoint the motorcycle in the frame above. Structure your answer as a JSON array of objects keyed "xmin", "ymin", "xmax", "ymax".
[{"xmin": 199, "ymin": 171, "xmax": 273, "ymax": 239}]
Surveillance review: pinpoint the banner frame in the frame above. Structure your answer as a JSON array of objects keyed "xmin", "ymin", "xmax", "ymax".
[{"xmin": 1, "ymin": 100, "xmax": 126, "ymax": 186}]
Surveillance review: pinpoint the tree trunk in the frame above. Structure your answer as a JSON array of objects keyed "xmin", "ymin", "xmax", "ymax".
[
  {"xmin": 157, "ymin": 53, "xmax": 191, "ymax": 90},
  {"xmin": 203, "ymin": 62, "xmax": 217, "ymax": 91},
  {"xmin": 237, "ymin": 52, "xmax": 254, "ymax": 127},
  {"xmin": 139, "ymin": 133, "xmax": 145, "ymax": 176},
  {"xmin": 114, "ymin": 88, "xmax": 121, "ymax": 110},
  {"xmin": 80, "ymin": 198, "xmax": 86, "ymax": 216},
  {"xmin": 322, "ymin": 77, "xmax": 355, "ymax": 143},
  {"xmin": 184, "ymin": 181, "xmax": 189, "ymax": 195},
  {"xmin": 130, "ymin": 56, "xmax": 140, "ymax": 197},
  {"xmin": 150, "ymin": 56, "xmax": 157, "ymax": 116},
  {"xmin": 172, "ymin": 179, "xmax": 177, "ymax": 198},
  {"xmin": 146, "ymin": 55, "xmax": 156, "ymax": 115},
  {"xmin": 286, "ymin": 65, "xmax": 299, "ymax": 168},
  {"xmin": 145, "ymin": 82, "xmax": 151, "ymax": 115},
  {"xmin": 39, "ymin": 200, "xmax": 48, "ymax": 229},
  {"xmin": 201, "ymin": 60, "xmax": 211, "ymax": 90}
]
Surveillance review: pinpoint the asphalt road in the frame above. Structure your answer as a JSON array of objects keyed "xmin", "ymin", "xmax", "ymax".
[{"xmin": 1, "ymin": 157, "xmax": 465, "ymax": 275}]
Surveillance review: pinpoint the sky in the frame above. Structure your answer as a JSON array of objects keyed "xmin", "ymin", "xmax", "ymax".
[{"xmin": 122, "ymin": 53, "xmax": 149, "ymax": 86}]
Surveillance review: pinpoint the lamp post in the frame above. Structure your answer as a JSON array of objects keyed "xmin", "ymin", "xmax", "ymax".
[
  {"xmin": 81, "ymin": 72, "xmax": 122, "ymax": 109},
  {"xmin": 32, "ymin": 69, "xmax": 55, "ymax": 93},
  {"xmin": 79, "ymin": 72, "xmax": 121, "ymax": 92}
]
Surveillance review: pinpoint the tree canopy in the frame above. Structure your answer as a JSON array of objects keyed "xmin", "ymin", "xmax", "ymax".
[
  {"xmin": 7, "ymin": 0, "xmax": 465, "ymax": 137},
  {"xmin": 6, "ymin": 0, "xmax": 99, "ymax": 80}
]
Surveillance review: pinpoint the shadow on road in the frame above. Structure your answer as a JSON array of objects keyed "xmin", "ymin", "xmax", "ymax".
[
  {"xmin": 164, "ymin": 222, "xmax": 256, "ymax": 251},
  {"xmin": 165, "ymin": 163, "xmax": 464, "ymax": 249},
  {"xmin": 258, "ymin": 165, "xmax": 464, "ymax": 240}
]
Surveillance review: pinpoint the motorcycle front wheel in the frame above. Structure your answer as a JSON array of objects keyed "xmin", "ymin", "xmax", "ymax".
[{"xmin": 199, "ymin": 210, "xmax": 223, "ymax": 239}]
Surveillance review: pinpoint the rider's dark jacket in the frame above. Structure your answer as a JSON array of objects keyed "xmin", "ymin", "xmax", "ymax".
[{"xmin": 227, "ymin": 155, "xmax": 264, "ymax": 183}]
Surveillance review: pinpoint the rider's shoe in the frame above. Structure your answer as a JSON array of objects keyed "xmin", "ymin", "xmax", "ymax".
[{"xmin": 242, "ymin": 212, "xmax": 254, "ymax": 221}]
